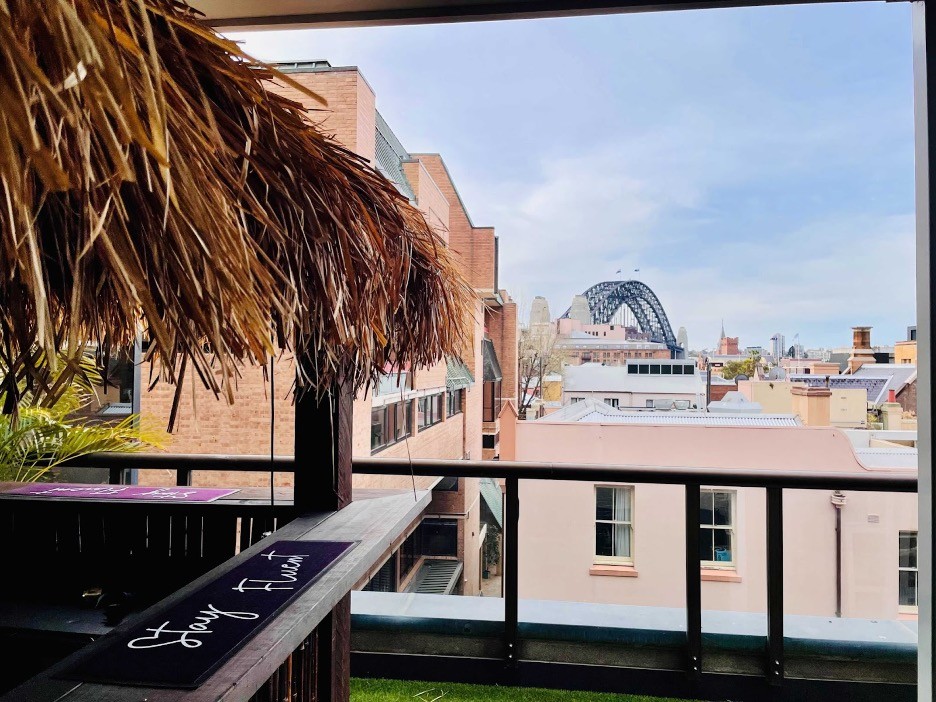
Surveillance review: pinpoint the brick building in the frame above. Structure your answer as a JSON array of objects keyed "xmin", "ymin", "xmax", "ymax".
[
  {"xmin": 138, "ymin": 61, "xmax": 517, "ymax": 596},
  {"xmin": 556, "ymin": 319, "xmax": 670, "ymax": 365}
]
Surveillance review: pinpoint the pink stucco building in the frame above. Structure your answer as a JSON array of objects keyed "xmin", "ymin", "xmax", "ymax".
[{"xmin": 511, "ymin": 405, "xmax": 918, "ymax": 620}]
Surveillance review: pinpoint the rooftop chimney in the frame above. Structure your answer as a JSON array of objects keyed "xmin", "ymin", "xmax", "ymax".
[
  {"xmin": 791, "ymin": 384, "xmax": 831, "ymax": 427},
  {"xmin": 847, "ymin": 325, "xmax": 876, "ymax": 374}
]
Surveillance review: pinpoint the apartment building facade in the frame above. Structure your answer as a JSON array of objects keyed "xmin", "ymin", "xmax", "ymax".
[
  {"xmin": 509, "ymin": 407, "xmax": 917, "ymax": 621},
  {"xmin": 562, "ymin": 360, "xmax": 705, "ymax": 409},
  {"xmin": 138, "ymin": 61, "xmax": 517, "ymax": 597}
]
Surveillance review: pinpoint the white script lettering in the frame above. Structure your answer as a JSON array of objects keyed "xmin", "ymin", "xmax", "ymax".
[{"xmin": 127, "ymin": 605, "xmax": 259, "ymax": 650}]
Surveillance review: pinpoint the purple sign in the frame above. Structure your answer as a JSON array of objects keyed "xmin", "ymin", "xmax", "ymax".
[
  {"xmin": 3, "ymin": 483, "xmax": 239, "ymax": 502},
  {"xmin": 60, "ymin": 540, "xmax": 355, "ymax": 688}
]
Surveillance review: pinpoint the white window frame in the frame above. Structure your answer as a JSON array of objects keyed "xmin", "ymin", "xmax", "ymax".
[
  {"xmin": 700, "ymin": 488, "xmax": 736, "ymax": 569},
  {"xmin": 594, "ymin": 485, "xmax": 634, "ymax": 566},
  {"xmin": 604, "ymin": 397, "xmax": 619, "ymax": 408},
  {"xmin": 899, "ymin": 530, "xmax": 919, "ymax": 614}
]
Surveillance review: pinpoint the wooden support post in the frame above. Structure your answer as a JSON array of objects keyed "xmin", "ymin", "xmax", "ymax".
[
  {"xmin": 294, "ymin": 377, "xmax": 353, "ymax": 513},
  {"xmin": 294, "ymin": 362, "xmax": 353, "ymax": 701},
  {"xmin": 316, "ymin": 594, "xmax": 351, "ymax": 702}
]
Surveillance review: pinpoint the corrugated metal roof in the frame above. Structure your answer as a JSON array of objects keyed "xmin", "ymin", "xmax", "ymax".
[
  {"xmin": 577, "ymin": 411, "xmax": 801, "ymax": 427},
  {"xmin": 479, "ymin": 478, "xmax": 503, "ymax": 529},
  {"xmin": 854, "ymin": 448, "xmax": 918, "ymax": 471},
  {"xmin": 446, "ymin": 356, "xmax": 474, "ymax": 390}
]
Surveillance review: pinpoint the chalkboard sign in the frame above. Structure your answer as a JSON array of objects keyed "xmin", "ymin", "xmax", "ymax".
[{"xmin": 60, "ymin": 540, "xmax": 355, "ymax": 688}]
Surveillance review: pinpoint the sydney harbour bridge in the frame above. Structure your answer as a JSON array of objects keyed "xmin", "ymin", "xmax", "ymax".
[{"xmin": 561, "ymin": 280, "xmax": 684, "ymax": 357}]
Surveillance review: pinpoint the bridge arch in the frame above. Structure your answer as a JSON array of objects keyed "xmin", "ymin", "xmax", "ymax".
[{"xmin": 562, "ymin": 281, "xmax": 682, "ymax": 356}]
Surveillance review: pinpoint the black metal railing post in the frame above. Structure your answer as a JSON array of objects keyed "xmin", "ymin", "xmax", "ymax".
[
  {"xmin": 176, "ymin": 469, "xmax": 193, "ymax": 486},
  {"xmin": 766, "ymin": 486, "xmax": 784, "ymax": 685},
  {"xmin": 685, "ymin": 481, "xmax": 701, "ymax": 679},
  {"xmin": 505, "ymin": 477, "xmax": 519, "ymax": 669}
]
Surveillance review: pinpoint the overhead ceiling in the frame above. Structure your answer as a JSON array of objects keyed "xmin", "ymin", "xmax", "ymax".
[{"xmin": 192, "ymin": 0, "xmax": 864, "ymax": 31}]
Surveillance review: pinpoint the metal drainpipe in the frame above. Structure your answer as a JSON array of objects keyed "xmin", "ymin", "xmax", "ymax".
[
  {"xmin": 831, "ymin": 490, "xmax": 847, "ymax": 617},
  {"xmin": 705, "ymin": 359, "xmax": 712, "ymax": 412}
]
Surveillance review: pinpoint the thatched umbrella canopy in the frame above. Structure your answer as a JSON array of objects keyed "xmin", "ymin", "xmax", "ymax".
[{"xmin": 0, "ymin": 0, "xmax": 471, "ymax": 411}]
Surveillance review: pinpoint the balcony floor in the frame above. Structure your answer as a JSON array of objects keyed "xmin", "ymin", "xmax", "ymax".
[{"xmin": 351, "ymin": 678, "xmax": 692, "ymax": 702}]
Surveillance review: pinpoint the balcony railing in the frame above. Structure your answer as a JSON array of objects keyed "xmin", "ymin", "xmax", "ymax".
[{"xmin": 21, "ymin": 451, "xmax": 917, "ymax": 702}]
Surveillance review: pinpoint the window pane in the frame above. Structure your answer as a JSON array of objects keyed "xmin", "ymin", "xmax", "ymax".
[
  {"xmin": 394, "ymin": 403, "xmax": 406, "ymax": 441},
  {"xmin": 370, "ymin": 408, "xmax": 385, "ymax": 449},
  {"xmin": 421, "ymin": 519, "xmax": 458, "ymax": 556},
  {"xmin": 596, "ymin": 522, "xmax": 614, "ymax": 557},
  {"xmin": 661, "ymin": 364, "xmax": 672, "ymax": 374},
  {"xmin": 699, "ymin": 528, "xmax": 714, "ymax": 561},
  {"xmin": 615, "ymin": 487, "xmax": 631, "ymax": 522},
  {"xmin": 700, "ymin": 491, "xmax": 715, "ymax": 526},
  {"xmin": 900, "ymin": 570, "xmax": 918, "ymax": 607},
  {"xmin": 384, "ymin": 406, "xmax": 393, "ymax": 441},
  {"xmin": 614, "ymin": 523, "xmax": 632, "ymax": 558},
  {"xmin": 900, "ymin": 570, "xmax": 917, "ymax": 607},
  {"xmin": 713, "ymin": 528, "xmax": 732, "ymax": 562},
  {"xmin": 900, "ymin": 532, "xmax": 917, "ymax": 568},
  {"xmin": 713, "ymin": 492, "xmax": 732, "ymax": 526},
  {"xmin": 596, "ymin": 487, "xmax": 613, "ymax": 521}
]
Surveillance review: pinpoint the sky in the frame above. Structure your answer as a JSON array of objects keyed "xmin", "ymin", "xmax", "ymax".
[{"xmin": 228, "ymin": 3, "xmax": 916, "ymax": 352}]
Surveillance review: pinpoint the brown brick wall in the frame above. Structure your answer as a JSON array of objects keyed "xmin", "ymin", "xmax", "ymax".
[
  {"xmin": 403, "ymin": 160, "xmax": 450, "ymax": 243},
  {"xmin": 487, "ymin": 294, "xmax": 518, "ymax": 405},
  {"xmin": 709, "ymin": 383, "xmax": 738, "ymax": 403},
  {"xmin": 897, "ymin": 378, "xmax": 917, "ymax": 416},
  {"xmin": 411, "ymin": 154, "xmax": 498, "ymax": 291},
  {"xmin": 269, "ymin": 68, "xmax": 375, "ymax": 163},
  {"xmin": 138, "ymin": 356, "xmax": 298, "ymax": 487}
]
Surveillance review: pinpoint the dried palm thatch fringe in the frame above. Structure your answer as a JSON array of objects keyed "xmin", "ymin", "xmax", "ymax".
[{"xmin": 0, "ymin": 0, "xmax": 473, "ymax": 420}]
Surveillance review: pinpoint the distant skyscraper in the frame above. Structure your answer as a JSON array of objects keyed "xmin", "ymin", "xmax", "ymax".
[
  {"xmin": 569, "ymin": 295, "xmax": 591, "ymax": 325},
  {"xmin": 770, "ymin": 333, "xmax": 785, "ymax": 362},
  {"xmin": 530, "ymin": 296, "xmax": 551, "ymax": 327},
  {"xmin": 677, "ymin": 327, "xmax": 689, "ymax": 351}
]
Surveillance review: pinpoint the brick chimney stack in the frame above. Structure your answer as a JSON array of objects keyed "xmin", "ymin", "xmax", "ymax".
[{"xmin": 847, "ymin": 326, "xmax": 876, "ymax": 374}]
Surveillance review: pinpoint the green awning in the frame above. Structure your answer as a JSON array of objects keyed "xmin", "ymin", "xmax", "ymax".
[
  {"xmin": 480, "ymin": 477, "xmax": 503, "ymax": 529},
  {"xmin": 446, "ymin": 356, "xmax": 475, "ymax": 390}
]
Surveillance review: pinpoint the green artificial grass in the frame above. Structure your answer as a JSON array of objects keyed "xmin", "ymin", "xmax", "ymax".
[{"xmin": 351, "ymin": 678, "xmax": 693, "ymax": 702}]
